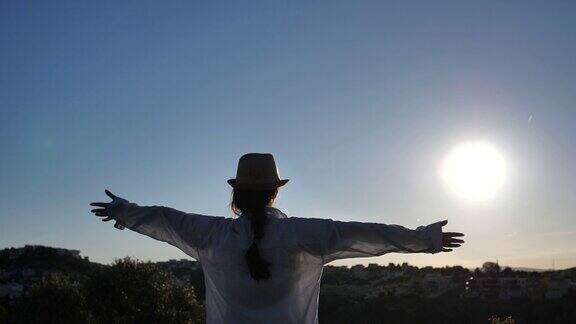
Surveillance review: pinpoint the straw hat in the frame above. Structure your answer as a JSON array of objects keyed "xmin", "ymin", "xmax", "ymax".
[{"xmin": 227, "ymin": 153, "xmax": 289, "ymax": 190}]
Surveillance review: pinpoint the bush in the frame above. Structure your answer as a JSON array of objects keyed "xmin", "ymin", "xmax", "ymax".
[
  {"xmin": 0, "ymin": 304, "xmax": 8, "ymax": 323},
  {"xmin": 6, "ymin": 274, "xmax": 94, "ymax": 324},
  {"xmin": 489, "ymin": 316, "xmax": 515, "ymax": 324},
  {"xmin": 4, "ymin": 258, "xmax": 204, "ymax": 324},
  {"xmin": 85, "ymin": 257, "xmax": 203, "ymax": 324}
]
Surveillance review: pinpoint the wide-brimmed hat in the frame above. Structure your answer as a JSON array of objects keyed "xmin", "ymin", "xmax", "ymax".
[{"xmin": 227, "ymin": 153, "xmax": 289, "ymax": 190}]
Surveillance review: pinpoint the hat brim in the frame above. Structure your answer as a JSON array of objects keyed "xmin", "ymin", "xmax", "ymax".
[{"xmin": 227, "ymin": 179, "xmax": 289, "ymax": 190}]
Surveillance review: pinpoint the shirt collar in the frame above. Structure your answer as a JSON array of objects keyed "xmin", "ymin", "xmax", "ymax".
[
  {"xmin": 266, "ymin": 207, "xmax": 288, "ymax": 219},
  {"xmin": 241, "ymin": 207, "xmax": 287, "ymax": 219}
]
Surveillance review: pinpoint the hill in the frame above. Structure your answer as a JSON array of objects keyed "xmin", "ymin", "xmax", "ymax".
[{"xmin": 1, "ymin": 245, "xmax": 575, "ymax": 323}]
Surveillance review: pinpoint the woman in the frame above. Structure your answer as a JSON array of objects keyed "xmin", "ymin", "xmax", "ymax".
[{"xmin": 90, "ymin": 153, "xmax": 464, "ymax": 324}]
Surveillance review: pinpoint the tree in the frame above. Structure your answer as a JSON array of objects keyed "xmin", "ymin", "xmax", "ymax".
[
  {"xmin": 0, "ymin": 304, "xmax": 7, "ymax": 323},
  {"xmin": 501, "ymin": 267, "xmax": 513, "ymax": 276},
  {"xmin": 6, "ymin": 274, "xmax": 94, "ymax": 324},
  {"xmin": 86, "ymin": 257, "xmax": 204, "ymax": 323},
  {"xmin": 489, "ymin": 315, "xmax": 515, "ymax": 324},
  {"xmin": 482, "ymin": 262, "xmax": 501, "ymax": 275}
]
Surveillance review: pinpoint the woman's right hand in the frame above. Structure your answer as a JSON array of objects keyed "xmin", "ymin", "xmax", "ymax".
[{"xmin": 90, "ymin": 190, "xmax": 128, "ymax": 227}]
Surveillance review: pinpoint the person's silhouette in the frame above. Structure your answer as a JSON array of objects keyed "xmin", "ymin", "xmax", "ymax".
[{"xmin": 91, "ymin": 153, "xmax": 464, "ymax": 324}]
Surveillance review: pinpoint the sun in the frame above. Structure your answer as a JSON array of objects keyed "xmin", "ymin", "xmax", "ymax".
[{"xmin": 441, "ymin": 141, "xmax": 507, "ymax": 202}]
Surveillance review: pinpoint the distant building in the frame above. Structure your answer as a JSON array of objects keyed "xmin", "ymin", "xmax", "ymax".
[
  {"xmin": 544, "ymin": 279, "xmax": 572, "ymax": 299},
  {"xmin": 422, "ymin": 273, "xmax": 456, "ymax": 297},
  {"xmin": 159, "ymin": 259, "xmax": 200, "ymax": 271},
  {"xmin": 464, "ymin": 276, "xmax": 572, "ymax": 300},
  {"xmin": 499, "ymin": 278, "xmax": 528, "ymax": 300},
  {"xmin": 350, "ymin": 265, "xmax": 368, "ymax": 279},
  {"xmin": 3, "ymin": 245, "xmax": 81, "ymax": 259},
  {"xmin": 24, "ymin": 245, "xmax": 81, "ymax": 258},
  {"xmin": 0, "ymin": 282, "xmax": 24, "ymax": 299}
]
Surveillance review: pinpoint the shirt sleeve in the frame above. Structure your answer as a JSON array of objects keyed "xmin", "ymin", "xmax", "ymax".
[
  {"xmin": 109, "ymin": 201, "xmax": 225, "ymax": 260},
  {"xmin": 287, "ymin": 218, "xmax": 444, "ymax": 264}
]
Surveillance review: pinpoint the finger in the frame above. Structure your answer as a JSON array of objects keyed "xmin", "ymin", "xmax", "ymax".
[
  {"xmin": 444, "ymin": 232, "xmax": 464, "ymax": 237},
  {"xmin": 105, "ymin": 190, "xmax": 117, "ymax": 200},
  {"xmin": 447, "ymin": 238, "xmax": 465, "ymax": 243},
  {"xmin": 102, "ymin": 216, "xmax": 113, "ymax": 222},
  {"xmin": 441, "ymin": 248, "xmax": 453, "ymax": 252},
  {"xmin": 95, "ymin": 213, "xmax": 109, "ymax": 217},
  {"xmin": 91, "ymin": 208, "xmax": 106, "ymax": 213},
  {"xmin": 90, "ymin": 202, "xmax": 108, "ymax": 207},
  {"xmin": 444, "ymin": 243, "xmax": 462, "ymax": 248}
]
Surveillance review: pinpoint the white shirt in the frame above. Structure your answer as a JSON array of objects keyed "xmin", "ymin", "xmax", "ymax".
[{"xmin": 110, "ymin": 202, "xmax": 443, "ymax": 324}]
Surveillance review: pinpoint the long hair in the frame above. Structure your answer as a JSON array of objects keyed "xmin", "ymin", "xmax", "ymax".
[{"xmin": 231, "ymin": 188, "xmax": 278, "ymax": 281}]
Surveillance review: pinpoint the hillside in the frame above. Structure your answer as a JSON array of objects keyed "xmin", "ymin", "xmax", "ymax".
[{"xmin": 1, "ymin": 245, "xmax": 575, "ymax": 323}]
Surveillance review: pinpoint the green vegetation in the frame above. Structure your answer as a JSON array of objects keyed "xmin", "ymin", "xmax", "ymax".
[
  {"xmin": 7, "ymin": 274, "xmax": 93, "ymax": 323},
  {"xmin": 86, "ymin": 258, "xmax": 203, "ymax": 323},
  {"xmin": 1, "ymin": 246, "xmax": 575, "ymax": 323},
  {"xmin": 2, "ymin": 258, "xmax": 203, "ymax": 324}
]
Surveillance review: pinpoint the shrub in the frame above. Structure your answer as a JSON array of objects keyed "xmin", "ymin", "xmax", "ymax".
[
  {"xmin": 4, "ymin": 258, "xmax": 204, "ymax": 323},
  {"xmin": 6, "ymin": 274, "xmax": 94, "ymax": 324},
  {"xmin": 488, "ymin": 315, "xmax": 515, "ymax": 324},
  {"xmin": 85, "ymin": 257, "xmax": 203, "ymax": 323}
]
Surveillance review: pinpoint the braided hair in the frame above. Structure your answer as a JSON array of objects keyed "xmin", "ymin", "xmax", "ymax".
[{"xmin": 231, "ymin": 188, "xmax": 278, "ymax": 281}]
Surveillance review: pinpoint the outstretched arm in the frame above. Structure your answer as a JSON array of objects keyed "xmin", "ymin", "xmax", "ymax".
[
  {"xmin": 288, "ymin": 218, "xmax": 464, "ymax": 264},
  {"xmin": 90, "ymin": 190, "xmax": 224, "ymax": 260}
]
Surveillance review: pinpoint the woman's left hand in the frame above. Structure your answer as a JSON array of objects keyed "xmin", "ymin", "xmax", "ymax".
[{"xmin": 441, "ymin": 231, "xmax": 465, "ymax": 252}]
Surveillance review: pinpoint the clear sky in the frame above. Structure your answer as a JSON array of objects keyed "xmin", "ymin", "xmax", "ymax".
[{"xmin": 2, "ymin": 1, "xmax": 576, "ymax": 269}]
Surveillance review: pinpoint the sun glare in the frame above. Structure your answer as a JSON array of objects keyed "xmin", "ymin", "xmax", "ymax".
[{"xmin": 442, "ymin": 141, "xmax": 506, "ymax": 202}]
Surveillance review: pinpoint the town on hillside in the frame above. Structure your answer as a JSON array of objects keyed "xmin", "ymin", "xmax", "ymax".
[{"xmin": 1, "ymin": 245, "xmax": 575, "ymax": 323}]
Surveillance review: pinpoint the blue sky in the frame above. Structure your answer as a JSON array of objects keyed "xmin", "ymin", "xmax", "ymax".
[{"xmin": 1, "ymin": 1, "xmax": 576, "ymax": 269}]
